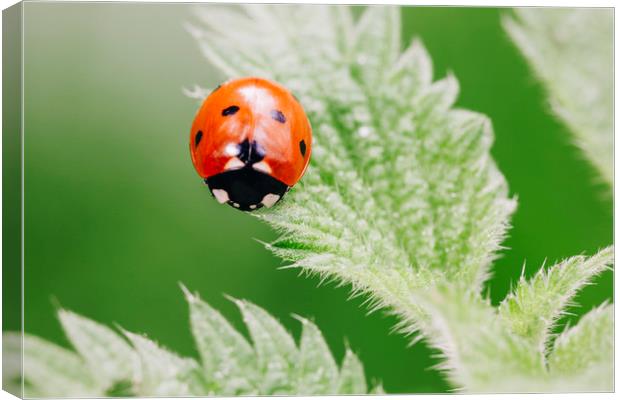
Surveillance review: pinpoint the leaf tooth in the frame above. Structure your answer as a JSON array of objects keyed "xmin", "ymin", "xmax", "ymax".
[
  {"xmin": 232, "ymin": 298, "xmax": 299, "ymax": 394},
  {"xmin": 547, "ymin": 303, "xmax": 613, "ymax": 391},
  {"xmin": 499, "ymin": 246, "xmax": 613, "ymax": 355},
  {"xmin": 389, "ymin": 37, "xmax": 433, "ymax": 93},
  {"xmin": 122, "ymin": 330, "xmax": 206, "ymax": 396},
  {"xmin": 182, "ymin": 285, "xmax": 258, "ymax": 394},
  {"xmin": 58, "ymin": 309, "xmax": 139, "ymax": 390},
  {"xmin": 416, "ymin": 72, "xmax": 460, "ymax": 113},
  {"xmin": 293, "ymin": 315, "xmax": 339, "ymax": 394},
  {"xmin": 337, "ymin": 347, "xmax": 367, "ymax": 394},
  {"xmin": 18, "ymin": 333, "xmax": 101, "ymax": 397}
]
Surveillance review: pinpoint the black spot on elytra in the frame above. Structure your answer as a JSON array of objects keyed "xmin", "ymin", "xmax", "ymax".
[
  {"xmin": 299, "ymin": 139, "xmax": 307, "ymax": 157},
  {"xmin": 271, "ymin": 110, "xmax": 286, "ymax": 123},
  {"xmin": 222, "ymin": 105, "xmax": 240, "ymax": 116},
  {"xmin": 195, "ymin": 131, "xmax": 203, "ymax": 147}
]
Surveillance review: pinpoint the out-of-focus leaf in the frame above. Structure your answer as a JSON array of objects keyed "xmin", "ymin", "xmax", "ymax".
[
  {"xmin": 505, "ymin": 9, "xmax": 613, "ymax": 185},
  {"xmin": 294, "ymin": 315, "xmax": 339, "ymax": 394},
  {"xmin": 7, "ymin": 289, "xmax": 369, "ymax": 396},
  {"xmin": 59, "ymin": 309, "xmax": 139, "ymax": 389},
  {"xmin": 123, "ymin": 331, "xmax": 206, "ymax": 396},
  {"xmin": 337, "ymin": 347, "xmax": 367, "ymax": 394}
]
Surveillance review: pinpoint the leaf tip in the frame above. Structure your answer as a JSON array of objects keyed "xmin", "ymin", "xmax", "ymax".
[{"xmin": 179, "ymin": 282, "xmax": 196, "ymax": 303}]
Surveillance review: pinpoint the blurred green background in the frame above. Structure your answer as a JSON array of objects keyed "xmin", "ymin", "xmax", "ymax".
[{"xmin": 13, "ymin": 3, "xmax": 612, "ymax": 394}]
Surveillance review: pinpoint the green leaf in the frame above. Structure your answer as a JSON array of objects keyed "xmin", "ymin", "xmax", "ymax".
[
  {"xmin": 3, "ymin": 332, "xmax": 23, "ymax": 397},
  {"xmin": 122, "ymin": 331, "xmax": 206, "ymax": 396},
  {"xmin": 294, "ymin": 315, "xmax": 339, "ymax": 394},
  {"xmin": 58, "ymin": 309, "xmax": 139, "ymax": 390},
  {"xmin": 547, "ymin": 303, "xmax": 613, "ymax": 391},
  {"xmin": 412, "ymin": 285, "xmax": 545, "ymax": 392},
  {"xmin": 7, "ymin": 291, "xmax": 370, "ymax": 396},
  {"xmin": 337, "ymin": 347, "xmax": 367, "ymax": 394},
  {"xmin": 233, "ymin": 298, "xmax": 299, "ymax": 394},
  {"xmin": 351, "ymin": 6, "xmax": 401, "ymax": 88},
  {"xmin": 499, "ymin": 247, "xmax": 613, "ymax": 354},
  {"xmin": 504, "ymin": 9, "xmax": 613, "ymax": 185},
  {"xmin": 182, "ymin": 285, "xmax": 259, "ymax": 395},
  {"xmin": 370, "ymin": 382, "xmax": 386, "ymax": 394},
  {"xmin": 19, "ymin": 333, "xmax": 101, "ymax": 397}
]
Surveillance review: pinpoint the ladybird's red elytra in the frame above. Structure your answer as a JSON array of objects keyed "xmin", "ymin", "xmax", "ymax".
[{"xmin": 190, "ymin": 77, "xmax": 312, "ymax": 211}]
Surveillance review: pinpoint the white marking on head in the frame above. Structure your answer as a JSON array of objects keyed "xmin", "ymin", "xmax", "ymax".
[
  {"xmin": 224, "ymin": 158, "xmax": 245, "ymax": 170},
  {"xmin": 212, "ymin": 189, "xmax": 230, "ymax": 204},
  {"xmin": 252, "ymin": 161, "xmax": 272, "ymax": 174},
  {"xmin": 224, "ymin": 143, "xmax": 240, "ymax": 157},
  {"xmin": 261, "ymin": 193, "xmax": 280, "ymax": 208}
]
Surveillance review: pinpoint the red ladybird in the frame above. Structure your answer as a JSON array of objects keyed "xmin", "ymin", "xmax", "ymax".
[{"xmin": 190, "ymin": 77, "xmax": 312, "ymax": 211}]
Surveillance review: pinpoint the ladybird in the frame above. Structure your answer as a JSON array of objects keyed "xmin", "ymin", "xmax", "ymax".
[{"xmin": 190, "ymin": 77, "xmax": 312, "ymax": 211}]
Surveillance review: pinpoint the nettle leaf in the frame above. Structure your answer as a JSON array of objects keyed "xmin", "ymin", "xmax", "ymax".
[
  {"xmin": 182, "ymin": 285, "xmax": 258, "ymax": 395},
  {"xmin": 547, "ymin": 303, "xmax": 613, "ymax": 390},
  {"xmin": 190, "ymin": 5, "xmax": 613, "ymax": 392},
  {"xmin": 7, "ymin": 289, "xmax": 369, "ymax": 396},
  {"xmin": 2, "ymin": 333, "xmax": 23, "ymax": 396},
  {"xmin": 499, "ymin": 247, "xmax": 613, "ymax": 355},
  {"xmin": 122, "ymin": 331, "xmax": 206, "ymax": 396},
  {"xmin": 504, "ymin": 9, "xmax": 613, "ymax": 185},
  {"xmin": 337, "ymin": 347, "xmax": 368, "ymax": 394},
  {"xmin": 11, "ymin": 333, "xmax": 101, "ymax": 397},
  {"xmin": 233, "ymin": 298, "xmax": 299, "ymax": 394},
  {"xmin": 58, "ymin": 309, "xmax": 139, "ymax": 390},
  {"xmin": 413, "ymin": 286, "xmax": 546, "ymax": 392},
  {"xmin": 295, "ymin": 315, "xmax": 339, "ymax": 394},
  {"xmin": 407, "ymin": 247, "xmax": 614, "ymax": 393}
]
